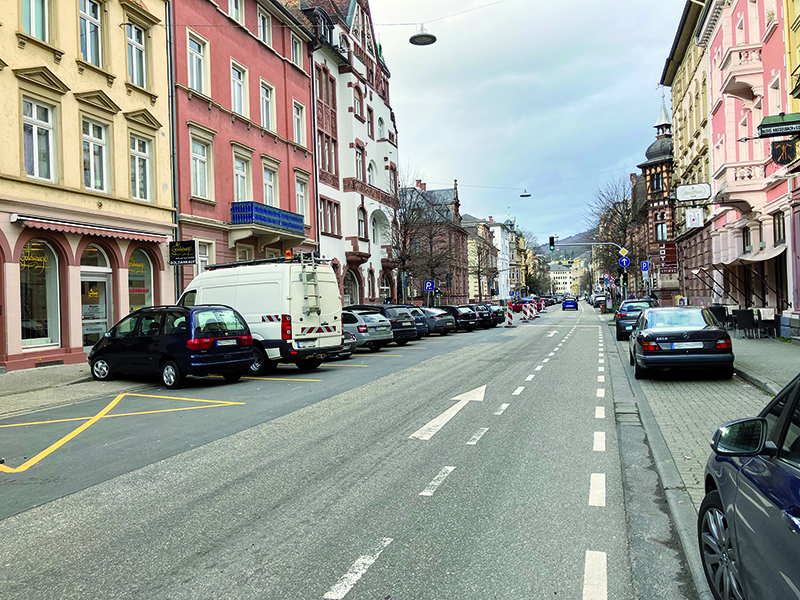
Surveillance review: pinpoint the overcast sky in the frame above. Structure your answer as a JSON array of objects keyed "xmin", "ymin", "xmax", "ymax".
[{"xmin": 369, "ymin": 0, "xmax": 685, "ymax": 244}]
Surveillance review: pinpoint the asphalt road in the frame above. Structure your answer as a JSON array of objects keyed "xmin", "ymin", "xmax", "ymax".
[{"xmin": 0, "ymin": 304, "xmax": 696, "ymax": 599}]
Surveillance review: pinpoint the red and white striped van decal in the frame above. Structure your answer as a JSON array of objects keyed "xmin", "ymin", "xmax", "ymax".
[
  {"xmin": 300, "ymin": 325, "xmax": 337, "ymax": 334},
  {"xmin": 261, "ymin": 315, "xmax": 281, "ymax": 322}
]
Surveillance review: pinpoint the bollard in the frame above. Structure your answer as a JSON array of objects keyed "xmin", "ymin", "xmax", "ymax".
[
  {"xmin": 520, "ymin": 302, "xmax": 529, "ymax": 322},
  {"xmin": 505, "ymin": 301, "xmax": 515, "ymax": 327}
]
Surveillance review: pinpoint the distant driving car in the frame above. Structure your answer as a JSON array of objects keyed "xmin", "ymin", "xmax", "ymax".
[
  {"xmin": 421, "ymin": 307, "xmax": 457, "ymax": 335},
  {"xmin": 699, "ymin": 372, "xmax": 800, "ymax": 600},
  {"xmin": 562, "ymin": 297, "xmax": 578, "ymax": 310},
  {"xmin": 628, "ymin": 307, "xmax": 733, "ymax": 380},
  {"xmin": 614, "ymin": 299, "xmax": 658, "ymax": 340}
]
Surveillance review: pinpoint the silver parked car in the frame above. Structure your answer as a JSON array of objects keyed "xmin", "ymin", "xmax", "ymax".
[
  {"xmin": 421, "ymin": 307, "xmax": 457, "ymax": 335},
  {"xmin": 341, "ymin": 310, "xmax": 394, "ymax": 351}
]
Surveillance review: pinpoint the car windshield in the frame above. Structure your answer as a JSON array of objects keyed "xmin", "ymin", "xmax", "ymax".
[
  {"xmin": 457, "ymin": 307, "xmax": 473, "ymax": 314},
  {"xmin": 645, "ymin": 309, "xmax": 711, "ymax": 329},
  {"xmin": 621, "ymin": 302, "xmax": 652, "ymax": 312},
  {"xmin": 386, "ymin": 308, "xmax": 411, "ymax": 318},
  {"xmin": 193, "ymin": 308, "xmax": 248, "ymax": 336},
  {"xmin": 360, "ymin": 313, "xmax": 383, "ymax": 323}
]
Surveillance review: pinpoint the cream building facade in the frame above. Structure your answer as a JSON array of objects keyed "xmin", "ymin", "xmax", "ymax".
[{"xmin": 0, "ymin": 0, "xmax": 173, "ymax": 372}]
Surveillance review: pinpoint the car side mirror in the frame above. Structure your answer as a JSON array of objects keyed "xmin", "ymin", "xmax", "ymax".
[
  {"xmin": 104, "ymin": 331, "xmax": 111, "ymax": 338},
  {"xmin": 711, "ymin": 417, "xmax": 769, "ymax": 456}
]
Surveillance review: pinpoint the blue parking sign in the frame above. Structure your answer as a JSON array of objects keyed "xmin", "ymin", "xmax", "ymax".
[
  {"xmin": 424, "ymin": 280, "xmax": 435, "ymax": 292},
  {"xmin": 641, "ymin": 261, "xmax": 649, "ymax": 272}
]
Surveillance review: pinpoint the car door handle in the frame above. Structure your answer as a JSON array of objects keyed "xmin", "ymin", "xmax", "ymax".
[{"xmin": 782, "ymin": 506, "xmax": 800, "ymax": 533}]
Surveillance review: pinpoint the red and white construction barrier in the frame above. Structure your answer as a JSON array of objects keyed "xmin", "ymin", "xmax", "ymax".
[
  {"xmin": 520, "ymin": 303, "xmax": 529, "ymax": 323},
  {"xmin": 505, "ymin": 301, "xmax": 515, "ymax": 327}
]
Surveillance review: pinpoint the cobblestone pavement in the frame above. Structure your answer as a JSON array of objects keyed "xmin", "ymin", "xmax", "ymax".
[{"xmin": 636, "ymin": 372, "xmax": 771, "ymax": 510}]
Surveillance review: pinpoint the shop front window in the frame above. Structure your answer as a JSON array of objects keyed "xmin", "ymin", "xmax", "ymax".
[
  {"xmin": 81, "ymin": 244, "xmax": 112, "ymax": 348},
  {"xmin": 20, "ymin": 240, "xmax": 60, "ymax": 347},
  {"xmin": 128, "ymin": 249, "xmax": 153, "ymax": 311}
]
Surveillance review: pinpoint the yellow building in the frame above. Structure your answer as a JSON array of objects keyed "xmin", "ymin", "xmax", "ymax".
[{"xmin": 0, "ymin": 0, "xmax": 172, "ymax": 371}]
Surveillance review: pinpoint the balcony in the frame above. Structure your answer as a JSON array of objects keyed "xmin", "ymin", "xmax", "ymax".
[
  {"xmin": 343, "ymin": 177, "xmax": 398, "ymax": 208},
  {"xmin": 720, "ymin": 43, "xmax": 763, "ymax": 102},
  {"xmin": 228, "ymin": 201, "xmax": 307, "ymax": 249}
]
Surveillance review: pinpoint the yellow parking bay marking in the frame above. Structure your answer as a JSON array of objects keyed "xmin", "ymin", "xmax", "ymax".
[
  {"xmin": 242, "ymin": 376, "xmax": 322, "ymax": 382},
  {"xmin": 365, "ymin": 354, "xmax": 403, "ymax": 358},
  {"xmin": 321, "ymin": 363, "xmax": 369, "ymax": 368},
  {"xmin": 0, "ymin": 393, "xmax": 244, "ymax": 474},
  {"xmin": 401, "ymin": 346, "xmax": 428, "ymax": 350}
]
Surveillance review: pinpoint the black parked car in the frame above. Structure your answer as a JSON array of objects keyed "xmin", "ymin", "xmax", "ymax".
[
  {"xmin": 464, "ymin": 304, "xmax": 493, "ymax": 329},
  {"xmin": 88, "ymin": 305, "xmax": 253, "ymax": 389},
  {"xmin": 614, "ymin": 298, "xmax": 658, "ymax": 340},
  {"xmin": 628, "ymin": 306, "xmax": 734, "ymax": 380},
  {"xmin": 439, "ymin": 305, "xmax": 478, "ymax": 331},
  {"xmin": 488, "ymin": 305, "xmax": 505, "ymax": 326},
  {"xmin": 397, "ymin": 305, "xmax": 431, "ymax": 339},
  {"xmin": 343, "ymin": 304, "xmax": 417, "ymax": 345}
]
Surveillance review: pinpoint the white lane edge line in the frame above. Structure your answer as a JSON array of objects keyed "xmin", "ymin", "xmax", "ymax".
[
  {"xmin": 596, "ymin": 388, "xmax": 605, "ymax": 398},
  {"xmin": 525, "ymin": 374, "xmax": 535, "ymax": 381},
  {"xmin": 588, "ymin": 473, "xmax": 607, "ymax": 507},
  {"xmin": 598, "ymin": 367, "xmax": 605, "ymax": 372},
  {"xmin": 582, "ymin": 550, "xmax": 608, "ymax": 599},
  {"xmin": 543, "ymin": 358, "xmax": 550, "ymax": 363},
  {"xmin": 323, "ymin": 537, "xmax": 394, "ymax": 600},
  {"xmin": 593, "ymin": 431, "xmax": 606, "ymax": 452},
  {"xmin": 595, "ymin": 406, "xmax": 606, "ymax": 419},
  {"xmin": 419, "ymin": 466, "xmax": 456, "ymax": 496},
  {"xmin": 549, "ymin": 353, "xmax": 555, "ymax": 357},
  {"xmin": 597, "ymin": 375, "xmax": 605, "ymax": 383},
  {"xmin": 467, "ymin": 428, "xmax": 489, "ymax": 445},
  {"xmin": 512, "ymin": 387, "xmax": 525, "ymax": 396},
  {"xmin": 494, "ymin": 403, "xmax": 510, "ymax": 415},
  {"xmin": 535, "ymin": 365, "xmax": 543, "ymax": 371}
]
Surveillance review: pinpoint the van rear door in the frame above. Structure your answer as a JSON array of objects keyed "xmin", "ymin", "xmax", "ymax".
[{"xmin": 289, "ymin": 263, "xmax": 342, "ymax": 351}]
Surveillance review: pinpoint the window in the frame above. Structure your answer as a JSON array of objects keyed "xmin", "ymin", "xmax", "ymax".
[
  {"xmin": 263, "ymin": 166, "xmax": 275, "ymax": 206},
  {"xmin": 655, "ymin": 222, "xmax": 667, "ymax": 241},
  {"xmin": 320, "ymin": 198, "xmax": 340, "ymax": 235},
  {"xmin": 191, "ymin": 138, "xmax": 210, "ymax": 199},
  {"xmin": 237, "ymin": 245, "xmax": 254, "ymax": 261},
  {"xmin": 128, "ymin": 249, "xmax": 153, "ymax": 311},
  {"xmin": 743, "ymin": 226, "xmax": 752, "ymax": 253},
  {"xmin": 651, "ymin": 172, "xmax": 662, "ymax": 192},
  {"xmin": 23, "ymin": 0, "xmax": 48, "ymax": 42},
  {"xmin": 367, "ymin": 161, "xmax": 376, "ymax": 186},
  {"xmin": 234, "ymin": 155, "xmax": 250, "ymax": 202},
  {"xmin": 82, "ymin": 118, "xmax": 108, "ymax": 193},
  {"xmin": 80, "ymin": 0, "xmax": 102, "ymax": 67},
  {"xmin": 356, "ymin": 147, "xmax": 364, "ymax": 180},
  {"xmin": 774, "ymin": 211, "xmax": 786, "ymax": 244},
  {"xmin": 293, "ymin": 102, "xmax": 305, "ymax": 145},
  {"xmin": 367, "ymin": 107, "xmax": 374, "ymax": 138},
  {"xmin": 291, "ymin": 35, "xmax": 303, "ymax": 68},
  {"xmin": 229, "ymin": 0, "xmax": 243, "ymax": 23},
  {"xmin": 23, "ymin": 98, "xmax": 54, "ymax": 182},
  {"xmin": 358, "ymin": 208, "xmax": 367, "ymax": 238},
  {"xmin": 126, "ymin": 23, "xmax": 146, "ymax": 88},
  {"xmin": 130, "ymin": 134, "xmax": 151, "ymax": 201},
  {"xmin": 188, "ymin": 34, "xmax": 206, "ymax": 94},
  {"xmin": 20, "ymin": 239, "xmax": 60, "ymax": 347},
  {"xmin": 260, "ymin": 82, "xmax": 274, "ymax": 131},
  {"xmin": 231, "ymin": 63, "xmax": 246, "ymax": 116},
  {"xmin": 196, "ymin": 241, "xmax": 213, "ymax": 276},
  {"xmin": 258, "ymin": 9, "xmax": 271, "ymax": 45},
  {"xmin": 378, "ymin": 118, "xmax": 385, "ymax": 139},
  {"xmin": 371, "ymin": 217, "xmax": 379, "ymax": 243},
  {"xmin": 296, "ymin": 177, "xmax": 308, "ymax": 224},
  {"xmin": 354, "ymin": 88, "xmax": 363, "ymax": 117}
]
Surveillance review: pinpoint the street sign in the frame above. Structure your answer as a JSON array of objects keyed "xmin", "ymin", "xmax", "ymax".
[
  {"xmin": 424, "ymin": 280, "xmax": 435, "ymax": 292},
  {"xmin": 676, "ymin": 183, "xmax": 712, "ymax": 202},
  {"xmin": 603, "ymin": 273, "xmax": 609, "ymax": 279},
  {"xmin": 641, "ymin": 261, "xmax": 649, "ymax": 272},
  {"xmin": 619, "ymin": 256, "xmax": 630, "ymax": 268},
  {"xmin": 619, "ymin": 248, "xmax": 628, "ymax": 257}
]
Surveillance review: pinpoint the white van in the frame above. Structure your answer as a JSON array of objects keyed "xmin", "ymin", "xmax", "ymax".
[{"xmin": 178, "ymin": 254, "xmax": 343, "ymax": 374}]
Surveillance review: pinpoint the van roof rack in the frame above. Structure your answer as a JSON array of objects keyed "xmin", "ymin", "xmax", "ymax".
[{"xmin": 207, "ymin": 252, "xmax": 329, "ymax": 271}]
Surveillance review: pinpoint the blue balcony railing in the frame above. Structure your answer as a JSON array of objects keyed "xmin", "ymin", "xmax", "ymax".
[{"xmin": 230, "ymin": 201, "xmax": 305, "ymax": 236}]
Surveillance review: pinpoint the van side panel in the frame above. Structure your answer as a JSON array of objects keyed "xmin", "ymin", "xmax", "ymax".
[{"xmin": 235, "ymin": 282, "xmax": 281, "ymax": 342}]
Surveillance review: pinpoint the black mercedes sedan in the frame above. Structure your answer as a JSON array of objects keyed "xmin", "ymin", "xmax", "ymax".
[{"xmin": 628, "ymin": 306, "xmax": 733, "ymax": 380}]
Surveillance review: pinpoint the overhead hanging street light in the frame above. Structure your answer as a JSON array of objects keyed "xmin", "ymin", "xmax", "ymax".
[
  {"xmin": 409, "ymin": 24, "xmax": 437, "ymax": 46},
  {"xmin": 520, "ymin": 189, "xmax": 531, "ymax": 198}
]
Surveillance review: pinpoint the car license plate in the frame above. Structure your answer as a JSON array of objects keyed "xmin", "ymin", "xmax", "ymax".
[
  {"xmin": 216, "ymin": 339, "xmax": 237, "ymax": 346},
  {"xmin": 403, "ymin": 321, "xmax": 413, "ymax": 326},
  {"xmin": 378, "ymin": 326, "xmax": 389, "ymax": 331},
  {"xmin": 626, "ymin": 325, "xmax": 633, "ymax": 330},
  {"xmin": 672, "ymin": 342, "xmax": 703, "ymax": 349},
  {"xmin": 297, "ymin": 340, "xmax": 316, "ymax": 349}
]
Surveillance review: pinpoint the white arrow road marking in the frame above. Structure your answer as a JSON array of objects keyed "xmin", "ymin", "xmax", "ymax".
[
  {"xmin": 593, "ymin": 432, "xmax": 606, "ymax": 452},
  {"xmin": 589, "ymin": 474, "xmax": 606, "ymax": 507},
  {"xmin": 409, "ymin": 386, "xmax": 486, "ymax": 440},
  {"xmin": 324, "ymin": 537, "xmax": 394, "ymax": 600},
  {"xmin": 467, "ymin": 428, "xmax": 489, "ymax": 445},
  {"xmin": 583, "ymin": 550, "xmax": 608, "ymax": 600},
  {"xmin": 495, "ymin": 403, "xmax": 510, "ymax": 415},
  {"xmin": 547, "ymin": 330, "xmax": 559, "ymax": 337},
  {"xmin": 420, "ymin": 466, "xmax": 456, "ymax": 496}
]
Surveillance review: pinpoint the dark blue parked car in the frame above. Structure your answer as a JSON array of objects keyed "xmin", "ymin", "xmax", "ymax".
[
  {"xmin": 88, "ymin": 304, "xmax": 253, "ymax": 389},
  {"xmin": 699, "ymin": 372, "xmax": 800, "ymax": 600}
]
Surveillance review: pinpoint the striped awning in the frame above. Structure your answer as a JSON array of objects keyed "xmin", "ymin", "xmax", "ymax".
[{"xmin": 10, "ymin": 214, "xmax": 169, "ymax": 244}]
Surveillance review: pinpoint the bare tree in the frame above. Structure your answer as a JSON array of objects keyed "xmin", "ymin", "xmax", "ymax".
[{"xmin": 466, "ymin": 226, "xmax": 498, "ymax": 303}]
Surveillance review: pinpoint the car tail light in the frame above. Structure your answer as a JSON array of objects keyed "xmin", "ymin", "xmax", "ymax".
[
  {"xmin": 357, "ymin": 325, "xmax": 368, "ymax": 333},
  {"xmin": 389, "ymin": 318, "xmax": 397, "ymax": 323},
  {"xmin": 641, "ymin": 341, "xmax": 660, "ymax": 352},
  {"xmin": 186, "ymin": 337, "xmax": 214, "ymax": 351},
  {"xmin": 617, "ymin": 312, "xmax": 626, "ymax": 320},
  {"xmin": 434, "ymin": 315, "xmax": 443, "ymax": 319},
  {"xmin": 715, "ymin": 338, "xmax": 732, "ymax": 350},
  {"xmin": 239, "ymin": 334, "xmax": 253, "ymax": 346},
  {"xmin": 281, "ymin": 314, "xmax": 292, "ymax": 340}
]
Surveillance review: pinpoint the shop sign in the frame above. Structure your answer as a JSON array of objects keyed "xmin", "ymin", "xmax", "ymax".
[
  {"xmin": 772, "ymin": 140, "xmax": 796, "ymax": 166},
  {"xmin": 686, "ymin": 208, "xmax": 705, "ymax": 228},
  {"xmin": 129, "ymin": 258, "xmax": 148, "ymax": 275},
  {"xmin": 676, "ymin": 183, "xmax": 712, "ymax": 202},
  {"xmin": 128, "ymin": 288, "xmax": 150, "ymax": 294},
  {"xmin": 20, "ymin": 247, "xmax": 49, "ymax": 272},
  {"xmin": 169, "ymin": 241, "xmax": 196, "ymax": 265}
]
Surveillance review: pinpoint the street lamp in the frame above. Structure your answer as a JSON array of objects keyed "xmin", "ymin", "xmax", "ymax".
[{"xmin": 409, "ymin": 24, "xmax": 437, "ymax": 46}]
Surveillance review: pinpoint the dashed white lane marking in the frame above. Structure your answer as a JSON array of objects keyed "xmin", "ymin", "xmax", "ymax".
[
  {"xmin": 598, "ymin": 353, "xmax": 604, "ymax": 357},
  {"xmin": 582, "ymin": 550, "xmax": 608, "ymax": 600},
  {"xmin": 494, "ymin": 403, "xmax": 510, "ymax": 415},
  {"xmin": 512, "ymin": 387, "xmax": 525, "ymax": 396},
  {"xmin": 558, "ymin": 343, "xmax": 563, "ymax": 347},
  {"xmin": 543, "ymin": 358, "xmax": 550, "ymax": 363},
  {"xmin": 598, "ymin": 366, "xmax": 604, "ymax": 372},
  {"xmin": 467, "ymin": 428, "xmax": 489, "ymax": 445},
  {"xmin": 597, "ymin": 375, "xmax": 605, "ymax": 383},
  {"xmin": 535, "ymin": 365, "xmax": 543, "ymax": 371},
  {"xmin": 588, "ymin": 474, "xmax": 607, "ymax": 507},
  {"xmin": 420, "ymin": 466, "xmax": 456, "ymax": 496},
  {"xmin": 323, "ymin": 537, "xmax": 394, "ymax": 599},
  {"xmin": 596, "ymin": 388, "xmax": 605, "ymax": 398},
  {"xmin": 599, "ymin": 359, "xmax": 605, "ymax": 364},
  {"xmin": 525, "ymin": 374, "xmax": 535, "ymax": 381},
  {"xmin": 548, "ymin": 352, "xmax": 555, "ymax": 357},
  {"xmin": 595, "ymin": 406, "xmax": 606, "ymax": 419},
  {"xmin": 593, "ymin": 432, "xmax": 606, "ymax": 452}
]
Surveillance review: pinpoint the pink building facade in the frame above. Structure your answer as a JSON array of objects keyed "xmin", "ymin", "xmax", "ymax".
[
  {"xmin": 697, "ymin": 0, "xmax": 793, "ymax": 323},
  {"xmin": 172, "ymin": 0, "xmax": 318, "ymax": 289}
]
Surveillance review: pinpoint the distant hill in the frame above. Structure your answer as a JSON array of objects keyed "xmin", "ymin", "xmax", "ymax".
[{"xmin": 539, "ymin": 230, "xmax": 594, "ymax": 260}]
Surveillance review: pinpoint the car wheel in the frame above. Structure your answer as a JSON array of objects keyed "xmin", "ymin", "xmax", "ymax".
[
  {"xmin": 720, "ymin": 367, "xmax": 734, "ymax": 379},
  {"xmin": 250, "ymin": 345, "xmax": 267, "ymax": 376},
  {"xmin": 439, "ymin": 331, "xmax": 448, "ymax": 336},
  {"xmin": 396, "ymin": 339, "xmax": 409, "ymax": 346},
  {"xmin": 629, "ymin": 348, "xmax": 634, "ymax": 366},
  {"xmin": 91, "ymin": 357, "xmax": 113, "ymax": 381},
  {"xmin": 698, "ymin": 490, "xmax": 747, "ymax": 600},
  {"xmin": 616, "ymin": 329, "xmax": 624, "ymax": 342},
  {"xmin": 223, "ymin": 372, "xmax": 242, "ymax": 383},
  {"xmin": 634, "ymin": 358, "xmax": 648, "ymax": 380},
  {"xmin": 161, "ymin": 360, "xmax": 184, "ymax": 389},
  {"xmin": 339, "ymin": 352, "xmax": 353, "ymax": 360},
  {"xmin": 296, "ymin": 359, "xmax": 322, "ymax": 370},
  {"xmin": 368, "ymin": 343, "xmax": 382, "ymax": 352}
]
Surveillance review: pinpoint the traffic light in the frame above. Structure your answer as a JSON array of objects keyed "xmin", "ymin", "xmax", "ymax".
[
  {"xmin": 548, "ymin": 236, "xmax": 555, "ymax": 251},
  {"xmin": 617, "ymin": 267, "xmax": 624, "ymax": 278},
  {"xmin": 622, "ymin": 272, "xmax": 629, "ymax": 287}
]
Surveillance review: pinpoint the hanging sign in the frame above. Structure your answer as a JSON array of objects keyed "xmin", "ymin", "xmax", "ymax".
[
  {"xmin": 772, "ymin": 140, "xmax": 796, "ymax": 166},
  {"xmin": 169, "ymin": 241, "xmax": 197, "ymax": 265},
  {"xmin": 686, "ymin": 207, "xmax": 705, "ymax": 228},
  {"xmin": 676, "ymin": 183, "xmax": 712, "ymax": 202}
]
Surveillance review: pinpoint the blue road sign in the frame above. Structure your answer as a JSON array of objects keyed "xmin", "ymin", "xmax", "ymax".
[
  {"xmin": 619, "ymin": 256, "xmax": 630, "ymax": 268},
  {"xmin": 424, "ymin": 280, "xmax": 435, "ymax": 292},
  {"xmin": 641, "ymin": 261, "xmax": 649, "ymax": 272}
]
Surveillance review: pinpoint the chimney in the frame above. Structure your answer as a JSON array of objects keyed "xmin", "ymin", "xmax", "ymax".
[
  {"xmin": 488, "ymin": 216, "xmax": 493, "ymax": 222},
  {"xmin": 415, "ymin": 179, "xmax": 426, "ymax": 191}
]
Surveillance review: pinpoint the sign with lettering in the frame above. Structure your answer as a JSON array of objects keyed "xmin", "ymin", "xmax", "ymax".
[
  {"xmin": 169, "ymin": 241, "xmax": 197, "ymax": 265},
  {"xmin": 20, "ymin": 247, "xmax": 50, "ymax": 272}
]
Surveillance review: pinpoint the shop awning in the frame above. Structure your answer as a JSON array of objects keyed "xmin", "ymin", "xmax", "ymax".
[
  {"xmin": 10, "ymin": 214, "xmax": 169, "ymax": 244},
  {"xmin": 740, "ymin": 244, "xmax": 787, "ymax": 263}
]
